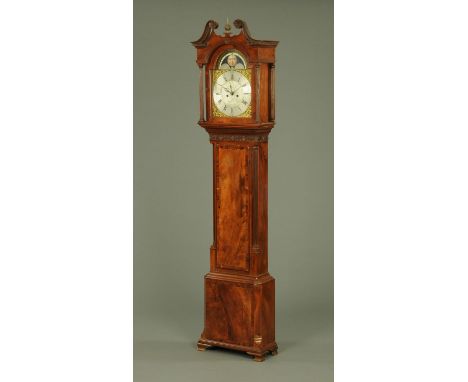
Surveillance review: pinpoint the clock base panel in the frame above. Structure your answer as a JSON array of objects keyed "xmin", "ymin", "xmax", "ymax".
[
  {"xmin": 198, "ymin": 272, "xmax": 276, "ymax": 361},
  {"xmin": 197, "ymin": 338, "xmax": 278, "ymax": 362}
]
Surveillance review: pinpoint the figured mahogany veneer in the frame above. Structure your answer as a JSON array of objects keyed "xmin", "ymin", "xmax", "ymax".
[
  {"xmin": 192, "ymin": 20, "xmax": 278, "ymax": 362},
  {"xmin": 216, "ymin": 145, "xmax": 250, "ymax": 271}
]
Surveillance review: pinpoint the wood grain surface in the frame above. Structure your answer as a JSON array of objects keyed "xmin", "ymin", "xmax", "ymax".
[
  {"xmin": 216, "ymin": 146, "xmax": 250, "ymax": 272},
  {"xmin": 193, "ymin": 19, "xmax": 278, "ymax": 362}
]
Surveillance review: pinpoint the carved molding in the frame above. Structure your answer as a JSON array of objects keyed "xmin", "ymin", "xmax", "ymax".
[
  {"xmin": 191, "ymin": 19, "xmax": 278, "ymax": 48},
  {"xmin": 198, "ymin": 338, "xmax": 277, "ymax": 354},
  {"xmin": 210, "ymin": 134, "xmax": 268, "ymax": 142},
  {"xmin": 233, "ymin": 19, "xmax": 279, "ymax": 47},
  {"xmin": 191, "ymin": 20, "xmax": 219, "ymax": 47},
  {"xmin": 205, "ymin": 271, "xmax": 274, "ymax": 286}
]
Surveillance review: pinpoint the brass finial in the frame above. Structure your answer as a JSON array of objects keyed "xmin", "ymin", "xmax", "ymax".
[{"xmin": 224, "ymin": 17, "xmax": 232, "ymax": 35}]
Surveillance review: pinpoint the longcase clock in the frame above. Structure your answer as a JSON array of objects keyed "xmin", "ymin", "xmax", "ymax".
[{"xmin": 192, "ymin": 19, "xmax": 278, "ymax": 362}]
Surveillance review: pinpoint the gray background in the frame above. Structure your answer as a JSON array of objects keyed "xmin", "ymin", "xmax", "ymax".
[{"xmin": 134, "ymin": 0, "xmax": 333, "ymax": 380}]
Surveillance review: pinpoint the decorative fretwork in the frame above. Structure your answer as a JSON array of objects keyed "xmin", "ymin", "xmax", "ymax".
[{"xmin": 209, "ymin": 134, "xmax": 268, "ymax": 142}]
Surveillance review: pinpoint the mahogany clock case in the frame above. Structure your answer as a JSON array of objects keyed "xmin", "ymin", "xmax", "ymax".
[
  {"xmin": 192, "ymin": 19, "xmax": 279, "ymax": 362},
  {"xmin": 134, "ymin": 0, "xmax": 333, "ymax": 378}
]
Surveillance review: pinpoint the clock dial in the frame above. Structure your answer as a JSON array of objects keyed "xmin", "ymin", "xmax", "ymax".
[{"xmin": 213, "ymin": 70, "xmax": 251, "ymax": 117}]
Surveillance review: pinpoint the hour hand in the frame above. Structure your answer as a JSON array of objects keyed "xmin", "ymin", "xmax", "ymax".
[{"xmin": 220, "ymin": 84, "xmax": 231, "ymax": 93}]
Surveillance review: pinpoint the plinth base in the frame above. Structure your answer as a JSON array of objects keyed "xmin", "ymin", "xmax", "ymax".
[
  {"xmin": 197, "ymin": 338, "xmax": 278, "ymax": 362},
  {"xmin": 198, "ymin": 272, "xmax": 276, "ymax": 361}
]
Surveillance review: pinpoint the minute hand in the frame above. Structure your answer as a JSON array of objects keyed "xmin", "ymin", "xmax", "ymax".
[{"xmin": 232, "ymin": 84, "xmax": 243, "ymax": 94}]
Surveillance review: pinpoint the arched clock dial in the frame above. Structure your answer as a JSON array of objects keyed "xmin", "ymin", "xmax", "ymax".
[{"xmin": 213, "ymin": 70, "xmax": 251, "ymax": 117}]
